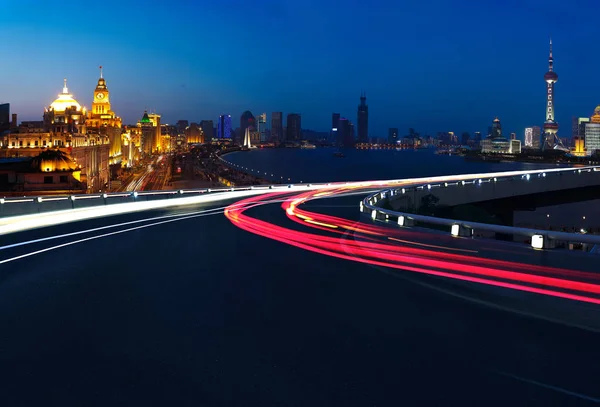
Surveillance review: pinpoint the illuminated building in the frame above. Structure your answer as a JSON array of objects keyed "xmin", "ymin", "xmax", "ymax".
[
  {"xmin": 510, "ymin": 132, "xmax": 516, "ymax": 140},
  {"xmin": 286, "ymin": 113, "xmax": 301, "ymax": 141},
  {"xmin": 491, "ymin": 117, "xmax": 502, "ymax": 138},
  {"xmin": 583, "ymin": 105, "xmax": 600, "ymax": 155},
  {"xmin": 331, "ymin": 113, "xmax": 340, "ymax": 143},
  {"xmin": 481, "ymin": 117, "xmax": 517, "ymax": 154},
  {"xmin": 218, "ymin": 114, "xmax": 232, "ymax": 139},
  {"xmin": 0, "ymin": 149, "xmax": 84, "ymax": 195},
  {"xmin": 532, "ymin": 126, "xmax": 541, "ymax": 149},
  {"xmin": 271, "ymin": 112, "xmax": 283, "ymax": 142},
  {"xmin": 43, "ymin": 79, "xmax": 88, "ymax": 143},
  {"xmin": 0, "ymin": 79, "xmax": 110, "ymax": 191},
  {"xmin": 200, "ymin": 120, "xmax": 214, "ymax": 141},
  {"xmin": 240, "ymin": 111, "xmax": 256, "ymax": 145},
  {"xmin": 185, "ymin": 123, "xmax": 204, "ymax": 144},
  {"xmin": 0, "ymin": 103, "xmax": 9, "ymax": 132},
  {"xmin": 524, "ymin": 127, "xmax": 533, "ymax": 147},
  {"xmin": 357, "ymin": 93, "xmax": 368, "ymax": 143},
  {"xmin": 86, "ymin": 67, "xmax": 123, "ymax": 165},
  {"xmin": 388, "ymin": 128, "xmax": 398, "ymax": 144},
  {"xmin": 542, "ymin": 39, "xmax": 560, "ymax": 150}
]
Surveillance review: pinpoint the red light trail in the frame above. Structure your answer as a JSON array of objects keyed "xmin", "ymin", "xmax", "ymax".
[{"xmin": 225, "ymin": 186, "xmax": 600, "ymax": 305}]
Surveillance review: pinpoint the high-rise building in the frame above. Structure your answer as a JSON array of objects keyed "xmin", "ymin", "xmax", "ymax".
[
  {"xmin": 185, "ymin": 122, "xmax": 204, "ymax": 144},
  {"xmin": 0, "ymin": 103, "xmax": 9, "ymax": 132},
  {"xmin": 357, "ymin": 93, "xmax": 368, "ymax": 143},
  {"xmin": 200, "ymin": 120, "xmax": 214, "ymax": 141},
  {"xmin": 271, "ymin": 112, "xmax": 283, "ymax": 142},
  {"xmin": 338, "ymin": 118, "xmax": 355, "ymax": 148},
  {"xmin": 491, "ymin": 117, "xmax": 502, "ymax": 138},
  {"xmin": 176, "ymin": 120, "xmax": 188, "ymax": 134},
  {"xmin": 388, "ymin": 128, "xmax": 398, "ymax": 144},
  {"xmin": 331, "ymin": 113, "xmax": 340, "ymax": 143},
  {"xmin": 524, "ymin": 127, "xmax": 533, "ymax": 147},
  {"xmin": 473, "ymin": 132, "xmax": 482, "ymax": 143},
  {"xmin": 542, "ymin": 39, "xmax": 559, "ymax": 150},
  {"xmin": 510, "ymin": 132, "xmax": 516, "ymax": 140},
  {"xmin": 217, "ymin": 115, "xmax": 232, "ymax": 139},
  {"xmin": 532, "ymin": 126, "xmax": 542, "ymax": 149},
  {"xmin": 286, "ymin": 113, "xmax": 301, "ymax": 141},
  {"xmin": 240, "ymin": 111, "xmax": 256, "ymax": 145},
  {"xmin": 461, "ymin": 132, "xmax": 470, "ymax": 145},
  {"xmin": 584, "ymin": 105, "xmax": 600, "ymax": 155}
]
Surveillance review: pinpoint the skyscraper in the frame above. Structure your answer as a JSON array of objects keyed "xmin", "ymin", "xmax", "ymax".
[
  {"xmin": 357, "ymin": 93, "xmax": 368, "ymax": 143},
  {"xmin": 217, "ymin": 115, "xmax": 232, "ymax": 139},
  {"xmin": 240, "ymin": 111, "xmax": 256, "ymax": 145},
  {"xmin": 271, "ymin": 112, "xmax": 283, "ymax": 142},
  {"xmin": 388, "ymin": 128, "xmax": 398, "ymax": 144},
  {"xmin": 331, "ymin": 113, "xmax": 340, "ymax": 143},
  {"xmin": 0, "ymin": 103, "xmax": 9, "ymax": 132},
  {"xmin": 543, "ymin": 38, "xmax": 559, "ymax": 150},
  {"xmin": 532, "ymin": 126, "xmax": 542, "ymax": 149},
  {"xmin": 338, "ymin": 118, "xmax": 355, "ymax": 148},
  {"xmin": 286, "ymin": 113, "xmax": 301, "ymax": 141},
  {"xmin": 200, "ymin": 120, "xmax": 214, "ymax": 141},
  {"xmin": 524, "ymin": 127, "xmax": 533, "ymax": 147}
]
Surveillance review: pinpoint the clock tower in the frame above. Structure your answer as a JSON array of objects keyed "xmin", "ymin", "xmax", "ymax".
[
  {"xmin": 87, "ymin": 66, "xmax": 123, "ymax": 164},
  {"xmin": 92, "ymin": 66, "xmax": 111, "ymax": 115}
]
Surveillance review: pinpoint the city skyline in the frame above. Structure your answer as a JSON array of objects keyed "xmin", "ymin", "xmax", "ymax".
[{"xmin": 2, "ymin": 1, "xmax": 600, "ymax": 137}]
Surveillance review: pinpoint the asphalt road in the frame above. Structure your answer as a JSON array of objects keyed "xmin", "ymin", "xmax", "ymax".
[{"xmin": 1, "ymin": 195, "xmax": 600, "ymax": 406}]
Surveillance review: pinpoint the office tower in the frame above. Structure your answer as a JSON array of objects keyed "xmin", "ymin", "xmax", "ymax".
[
  {"xmin": 200, "ymin": 120, "xmax": 214, "ymax": 141},
  {"xmin": 0, "ymin": 103, "xmax": 9, "ymax": 132},
  {"xmin": 510, "ymin": 132, "xmax": 516, "ymax": 140},
  {"xmin": 461, "ymin": 132, "xmax": 470, "ymax": 145},
  {"xmin": 491, "ymin": 117, "xmax": 502, "ymax": 138},
  {"xmin": 584, "ymin": 106, "xmax": 600, "ymax": 154},
  {"xmin": 532, "ymin": 126, "xmax": 542, "ymax": 149},
  {"xmin": 525, "ymin": 127, "xmax": 533, "ymax": 147},
  {"xmin": 473, "ymin": 132, "xmax": 482, "ymax": 142},
  {"xmin": 331, "ymin": 113, "xmax": 340, "ymax": 143},
  {"xmin": 388, "ymin": 128, "xmax": 399, "ymax": 144},
  {"xmin": 271, "ymin": 112, "xmax": 283, "ymax": 142},
  {"xmin": 176, "ymin": 120, "xmax": 188, "ymax": 134},
  {"xmin": 542, "ymin": 38, "xmax": 559, "ymax": 150},
  {"xmin": 239, "ymin": 111, "xmax": 256, "ymax": 145},
  {"xmin": 357, "ymin": 93, "xmax": 368, "ymax": 143},
  {"xmin": 338, "ymin": 118, "xmax": 355, "ymax": 148},
  {"xmin": 218, "ymin": 115, "xmax": 232, "ymax": 139},
  {"xmin": 286, "ymin": 113, "xmax": 301, "ymax": 141}
]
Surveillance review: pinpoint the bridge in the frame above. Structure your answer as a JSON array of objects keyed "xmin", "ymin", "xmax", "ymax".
[{"xmin": 2, "ymin": 166, "xmax": 600, "ymax": 405}]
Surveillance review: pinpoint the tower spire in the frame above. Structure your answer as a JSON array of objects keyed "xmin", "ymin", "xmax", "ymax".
[
  {"xmin": 99, "ymin": 65, "xmax": 103, "ymax": 78},
  {"xmin": 63, "ymin": 78, "xmax": 68, "ymax": 94},
  {"xmin": 548, "ymin": 37, "xmax": 553, "ymax": 72}
]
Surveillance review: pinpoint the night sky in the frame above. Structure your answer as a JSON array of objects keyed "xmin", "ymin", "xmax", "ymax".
[{"xmin": 1, "ymin": 0, "xmax": 599, "ymax": 139}]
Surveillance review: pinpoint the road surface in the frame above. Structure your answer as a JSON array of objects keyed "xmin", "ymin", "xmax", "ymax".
[{"xmin": 1, "ymin": 183, "xmax": 600, "ymax": 406}]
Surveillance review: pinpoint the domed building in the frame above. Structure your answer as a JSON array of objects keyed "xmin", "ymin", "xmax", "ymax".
[
  {"xmin": 481, "ymin": 117, "xmax": 521, "ymax": 154},
  {"xmin": 43, "ymin": 79, "xmax": 87, "ymax": 140},
  {"xmin": 0, "ymin": 149, "xmax": 84, "ymax": 194}
]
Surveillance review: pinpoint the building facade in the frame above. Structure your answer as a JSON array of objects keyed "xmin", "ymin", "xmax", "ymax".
[
  {"xmin": 218, "ymin": 115, "xmax": 232, "ymax": 139},
  {"xmin": 271, "ymin": 112, "xmax": 283, "ymax": 142},
  {"xmin": 286, "ymin": 113, "xmax": 301, "ymax": 141},
  {"xmin": 357, "ymin": 93, "xmax": 368, "ymax": 143}
]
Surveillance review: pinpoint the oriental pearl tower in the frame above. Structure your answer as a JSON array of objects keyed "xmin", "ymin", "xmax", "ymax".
[{"xmin": 542, "ymin": 38, "xmax": 560, "ymax": 150}]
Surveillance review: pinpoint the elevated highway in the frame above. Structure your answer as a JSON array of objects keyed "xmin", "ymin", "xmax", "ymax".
[{"xmin": 1, "ymin": 166, "xmax": 600, "ymax": 405}]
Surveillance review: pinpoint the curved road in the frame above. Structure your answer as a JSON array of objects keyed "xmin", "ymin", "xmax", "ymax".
[{"xmin": 1, "ymin": 181, "xmax": 600, "ymax": 406}]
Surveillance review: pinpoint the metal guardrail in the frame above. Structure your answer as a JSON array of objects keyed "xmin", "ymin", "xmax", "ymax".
[
  {"xmin": 0, "ymin": 182, "xmax": 325, "ymax": 219},
  {"xmin": 361, "ymin": 165, "xmax": 600, "ymax": 249}
]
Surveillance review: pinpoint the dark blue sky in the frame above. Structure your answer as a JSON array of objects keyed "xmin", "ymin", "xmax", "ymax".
[{"xmin": 1, "ymin": 0, "xmax": 599, "ymax": 139}]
